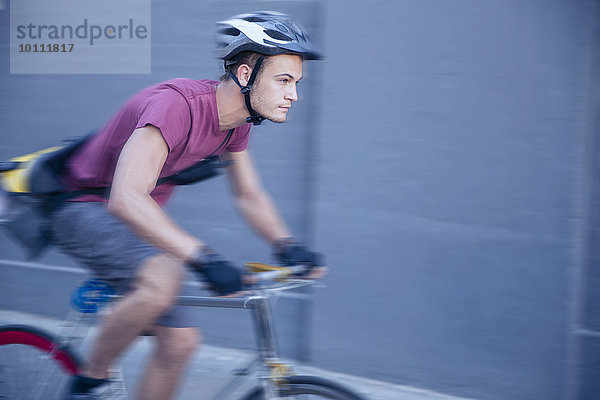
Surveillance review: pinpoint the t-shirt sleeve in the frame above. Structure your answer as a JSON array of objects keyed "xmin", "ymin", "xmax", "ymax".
[
  {"xmin": 226, "ymin": 123, "xmax": 251, "ymax": 152},
  {"xmin": 134, "ymin": 87, "xmax": 191, "ymax": 151}
]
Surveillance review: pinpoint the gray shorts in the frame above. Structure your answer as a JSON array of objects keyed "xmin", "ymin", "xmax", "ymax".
[{"xmin": 49, "ymin": 202, "xmax": 197, "ymax": 327}]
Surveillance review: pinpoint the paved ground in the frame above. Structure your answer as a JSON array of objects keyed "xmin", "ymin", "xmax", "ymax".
[{"xmin": 0, "ymin": 309, "xmax": 470, "ymax": 400}]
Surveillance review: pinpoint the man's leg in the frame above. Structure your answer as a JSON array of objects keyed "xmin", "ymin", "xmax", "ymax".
[
  {"xmin": 137, "ymin": 326, "xmax": 200, "ymax": 400},
  {"xmin": 83, "ymin": 253, "xmax": 185, "ymax": 379}
]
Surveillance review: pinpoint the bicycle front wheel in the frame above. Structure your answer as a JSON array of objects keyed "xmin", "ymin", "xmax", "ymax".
[
  {"xmin": 244, "ymin": 375, "xmax": 369, "ymax": 400},
  {"xmin": 0, "ymin": 324, "xmax": 82, "ymax": 400}
]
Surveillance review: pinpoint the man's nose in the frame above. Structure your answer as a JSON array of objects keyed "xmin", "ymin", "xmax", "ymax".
[{"xmin": 285, "ymin": 85, "xmax": 298, "ymax": 102}]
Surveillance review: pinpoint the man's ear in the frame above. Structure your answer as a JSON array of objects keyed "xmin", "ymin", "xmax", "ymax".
[{"xmin": 237, "ymin": 64, "xmax": 252, "ymax": 86}]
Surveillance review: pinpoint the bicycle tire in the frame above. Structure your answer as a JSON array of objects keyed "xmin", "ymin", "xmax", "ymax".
[
  {"xmin": 242, "ymin": 375, "xmax": 369, "ymax": 400},
  {"xmin": 0, "ymin": 324, "xmax": 82, "ymax": 400}
]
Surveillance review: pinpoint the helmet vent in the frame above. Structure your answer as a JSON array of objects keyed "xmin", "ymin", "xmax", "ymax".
[
  {"xmin": 264, "ymin": 29, "xmax": 292, "ymax": 41},
  {"xmin": 244, "ymin": 16, "xmax": 267, "ymax": 22},
  {"xmin": 220, "ymin": 27, "xmax": 241, "ymax": 37}
]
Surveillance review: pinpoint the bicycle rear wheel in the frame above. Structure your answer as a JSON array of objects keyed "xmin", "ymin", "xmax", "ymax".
[
  {"xmin": 243, "ymin": 375, "xmax": 369, "ymax": 400},
  {"xmin": 0, "ymin": 324, "xmax": 82, "ymax": 400}
]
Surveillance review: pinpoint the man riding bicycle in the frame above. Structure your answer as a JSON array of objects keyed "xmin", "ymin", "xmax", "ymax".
[{"xmin": 52, "ymin": 11, "xmax": 326, "ymax": 399}]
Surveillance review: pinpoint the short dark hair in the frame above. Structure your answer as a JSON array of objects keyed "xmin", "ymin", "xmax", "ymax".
[{"xmin": 219, "ymin": 51, "xmax": 270, "ymax": 82}]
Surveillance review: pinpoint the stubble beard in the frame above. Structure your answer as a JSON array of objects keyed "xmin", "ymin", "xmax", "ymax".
[{"xmin": 250, "ymin": 88, "xmax": 286, "ymax": 124}]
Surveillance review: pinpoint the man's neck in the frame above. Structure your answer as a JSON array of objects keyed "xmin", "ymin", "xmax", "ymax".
[{"xmin": 216, "ymin": 80, "xmax": 251, "ymax": 131}]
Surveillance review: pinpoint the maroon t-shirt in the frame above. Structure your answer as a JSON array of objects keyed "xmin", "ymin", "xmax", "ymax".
[{"xmin": 63, "ymin": 78, "xmax": 251, "ymax": 206}]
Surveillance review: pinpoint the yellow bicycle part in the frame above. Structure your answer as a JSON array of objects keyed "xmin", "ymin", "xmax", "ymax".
[
  {"xmin": 244, "ymin": 263, "xmax": 294, "ymax": 281},
  {"xmin": 265, "ymin": 359, "xmax": 295, "ymax": 386}
]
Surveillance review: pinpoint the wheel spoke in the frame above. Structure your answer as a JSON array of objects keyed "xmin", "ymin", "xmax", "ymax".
[{"xmin": 0, "ymin": 326, "xmax": 81, "ymax": 400}]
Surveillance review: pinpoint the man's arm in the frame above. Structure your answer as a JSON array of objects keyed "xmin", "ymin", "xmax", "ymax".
[
  {"xmin": 223, "ymin": 149, "xmax": 327, "ymax": 278},
  {"xmin": 221, "ymin": 149, "xmax": 292, "ymax": 245},
  {"xmin": 108, "ymin": 125, "xmax": 204, "ymax": 261}
]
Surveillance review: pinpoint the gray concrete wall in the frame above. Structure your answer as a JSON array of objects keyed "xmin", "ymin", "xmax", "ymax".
[
  {"xmin": 310, "ymin": 2, "xmax": 597, "ymax": 400},
  {"xmin": 575, "ymin": 3, "xmax": 600, "ymax": 397},
  {"xmin": 1, "ymin": 1, "xmax": 598, "ymax": 399}
]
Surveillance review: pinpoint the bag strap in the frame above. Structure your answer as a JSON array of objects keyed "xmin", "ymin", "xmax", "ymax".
[
  {"xmin": 211, "ymin": 128, "xmax": 234, "ymax": 155},
  {"xmin": 155, "ymin": 128, "xmax": 234, "ymax": 186},
  {"xmin": 5, "ymin": 127, "xmax": 237, "ymax": 214},
  {"xmin": 54, "ymin": 128, "xmax": 235, "ymax": 201}
]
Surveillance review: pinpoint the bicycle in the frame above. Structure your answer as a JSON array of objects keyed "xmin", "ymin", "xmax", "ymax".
[{"xmin": 0, "ymin": 263, "xmax": 368, "ymax": 400}]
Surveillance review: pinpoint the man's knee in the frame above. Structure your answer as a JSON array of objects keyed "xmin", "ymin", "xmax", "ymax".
[
  {"xmin": 132, "ymin": 254, "xmax": 184, "ymax": 314},
  {"xmin": 157, "ymin": 327, "xmax": 201, "ymax": 363}
]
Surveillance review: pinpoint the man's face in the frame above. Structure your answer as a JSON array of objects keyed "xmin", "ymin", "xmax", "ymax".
[{"xmin": 250, "ymin": 54, "xmax": 303, "ymax": 123}]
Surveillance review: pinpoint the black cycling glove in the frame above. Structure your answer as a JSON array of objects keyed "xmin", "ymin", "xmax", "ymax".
[
  {"xmin": 188, "ymin": 249, "xmax": 242, "ymax": 296},
  {"xmin": 272, "ymin": 238, "xmax": 325, "ymax": 275}
]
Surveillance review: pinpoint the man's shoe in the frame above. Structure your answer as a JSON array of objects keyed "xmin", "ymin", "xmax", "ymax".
[
  {"xmin": 64, "ymin": 371, "xmax": 127, "ymax": 400},
  {"xmin": 64, "ymin": 383, "xmax": 127, "ymax": 400}
]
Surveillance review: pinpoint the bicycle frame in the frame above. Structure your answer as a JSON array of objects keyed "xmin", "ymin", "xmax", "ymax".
[
  {"xmin": 65, "ymin": 278, "xmax": 314, "ymax": 400},
  {"xmin": 162, "ymin": 291, "xmax": 287, "ymax": 400}
]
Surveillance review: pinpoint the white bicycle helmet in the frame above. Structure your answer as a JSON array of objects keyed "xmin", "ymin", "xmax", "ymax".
[{"xmin": 216, "ymin": 11, "xmax": 322, "ymax": 63}]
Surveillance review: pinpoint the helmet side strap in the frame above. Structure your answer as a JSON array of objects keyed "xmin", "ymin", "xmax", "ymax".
[{"xmin": 225, "ymin": 56, "xmax": 266, "ymax": 126}]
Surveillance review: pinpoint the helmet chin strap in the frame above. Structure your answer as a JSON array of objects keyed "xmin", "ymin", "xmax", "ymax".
[{"xmin": 225, "ymin": 56, "xmax": 266, "ymax": 126}]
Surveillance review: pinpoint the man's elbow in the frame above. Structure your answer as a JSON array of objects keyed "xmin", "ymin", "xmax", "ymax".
[
  {"xmin": 107, "ymin": 191, "xmax": 138, "ymax": 219},
  {"xmin": 107, "ymin": 196, "xmax": 127, "ymax": 217}
]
